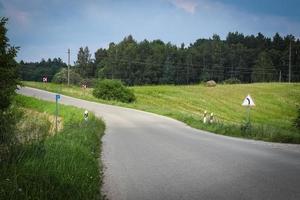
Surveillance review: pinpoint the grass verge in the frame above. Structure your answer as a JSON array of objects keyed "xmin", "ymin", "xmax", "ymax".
[
  {"xmin": 23, "ymin": 81, "xmax": 300, "ymax": 143},
  {"xmin": 0, "ymin": 95, "xmax": 105, "ymax": 200}
]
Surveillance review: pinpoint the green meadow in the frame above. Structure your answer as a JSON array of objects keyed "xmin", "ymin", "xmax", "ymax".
[
  {"xmin": 0, "ymin": 95, "xmax": 105, "ymax": 200},
  {"xmin": 23, "ymin": 81, "xmax": 300, "ymax": 143}
]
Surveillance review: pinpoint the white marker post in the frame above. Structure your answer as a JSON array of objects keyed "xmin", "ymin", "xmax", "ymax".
[
  {"xmin": 242, "ymin": 94, "xmax": 255, "ymax": 124},
  {"xmin": 55, "ymin": 94, "xmax": 61, "ymax": 133},
  {"xmin": 203, "ymin": 110, "xmax": 207, "ymax": 124},
  {"xmin": 84, "ymin": 110, "xmax": 89, "ymax": 121}
]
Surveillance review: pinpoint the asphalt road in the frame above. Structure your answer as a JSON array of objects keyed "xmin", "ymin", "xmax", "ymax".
[{"xmin": 18, "ymin": 87, "xmax": 300, "ymax": 200}]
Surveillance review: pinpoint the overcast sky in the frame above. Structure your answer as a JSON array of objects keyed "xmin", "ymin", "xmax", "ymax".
[{"xmin": 1, "ymin": 0, "xmax": 300, "ymax": 63}]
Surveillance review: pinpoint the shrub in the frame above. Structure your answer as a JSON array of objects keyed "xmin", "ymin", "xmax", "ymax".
[
  {"xmin": 0, "ymin": 105, "xmax": 23, "ymax": 161},
  {"xmin": 92, "ymin": 79, "xmax": 135, "ymax": 103},
  {"xmin": 52, "ymin": 68, "xmax": 83, "ymax": 85},
  {"xmin": 0, "ymin": 18, "xmax": 19, "ymax": 112},
  {"xmin": 80, "ymin": 78, "xmax": 97, "ymax": 88},
  {"xmin": 223, "ymin": 78, "xmax": 241, "ymax": 84}
]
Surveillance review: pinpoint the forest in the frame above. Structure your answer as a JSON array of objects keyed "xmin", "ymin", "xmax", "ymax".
[{"xmin": 20, "ymin": 32, "xmax": 300, "ymax": 85}]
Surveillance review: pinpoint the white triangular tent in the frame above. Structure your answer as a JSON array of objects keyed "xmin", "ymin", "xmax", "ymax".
[{"xmin": 242, "ymin": 94, "xmax": 255, "ymax": 106}]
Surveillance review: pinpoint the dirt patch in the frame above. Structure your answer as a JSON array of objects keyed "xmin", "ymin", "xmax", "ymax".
[{"xmin": 17, "ymin": 108, "xmax": 63, "ymax": 143}]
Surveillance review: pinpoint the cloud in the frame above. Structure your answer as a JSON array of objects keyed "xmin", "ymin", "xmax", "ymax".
[
  {"xmin": 1, "ymin": 1, "xmax": 30, "ymax": 27},
  {"xmin": 4, "ymin": 0, "xmax": 300, "ymax": 63},
  {"xmin": 169, "ymin": 0, "xmax": 198, "ymax": 14}
]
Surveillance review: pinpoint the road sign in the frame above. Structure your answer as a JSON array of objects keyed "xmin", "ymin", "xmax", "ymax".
[
  {"xmin": 43, "ymin": 77, "xmax": 48, "ymax": 83},
  {"xmin": 55, "ymin": 94, "xmax": 61, "ymax": 133},
  {"xmin": 242, "ymin": 94, "xmax": 255, "ymax": 107}
]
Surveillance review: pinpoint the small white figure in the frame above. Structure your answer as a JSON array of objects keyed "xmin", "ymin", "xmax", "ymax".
[
  {"xmin": 203, "ymin": 110, "xmax": 207, "ymax": 124},
  {"xmin": 84, "ymin": 110, "xmax": 89, "ymax": 121},
  {"xmin": 210, "ymin": 113, "xmax": 214, "ymax": 123}
]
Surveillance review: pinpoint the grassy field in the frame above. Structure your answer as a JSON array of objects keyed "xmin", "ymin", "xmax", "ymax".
[
  {"xmin": 23, "ymin": 81, "xmax": 300, "ymax": 143},
  {"xmin": 0, "ymin": 95, "xmax": 105, "ymax": 200}
]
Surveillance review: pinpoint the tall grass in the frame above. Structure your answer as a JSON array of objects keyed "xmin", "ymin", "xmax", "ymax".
[
  {"xmin": 0, "ymin": 95, "xmax": 105, "ymax": 200},
  {"xmin": 23, "ymin": 81, "xmax": 300, "ymax": 143}
]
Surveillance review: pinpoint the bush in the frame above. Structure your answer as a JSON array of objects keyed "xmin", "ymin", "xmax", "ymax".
[
  {"xmin": 80, "ymin": 78, "xmax": 97, "ymax": 88},
  {"xmin": 92, "ymin": 79, "xmax": 136, "ymax": 103},
  {"xmin": 223, "ymin": 78, "xmax": 241, "ymax": 84},
  {"xmin": 52, "ymin": 68, "xmax": 83, "ymax": 85}
]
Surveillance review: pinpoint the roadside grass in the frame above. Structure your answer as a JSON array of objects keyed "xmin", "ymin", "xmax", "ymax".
[
  {"xmin": 0, "ymin": 95, "xmax": 105, "ymax": 200},
  {"xmin": 23, "ymin": 81, "xmax": 300, "ymax": 143}
]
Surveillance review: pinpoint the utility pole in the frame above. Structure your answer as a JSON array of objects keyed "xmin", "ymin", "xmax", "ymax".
[
  {"xmin": 67, "ymin": 49, "xmax": 70, "ymax": 86},
  {"xmin": 288, "ymin": 40, "xmax": 292, "ymax": 83}
]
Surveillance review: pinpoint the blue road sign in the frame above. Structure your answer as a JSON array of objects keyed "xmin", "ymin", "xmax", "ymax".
[{"xmin": 56, "ymin": 94, "xmax": 61, "ymax": 101}]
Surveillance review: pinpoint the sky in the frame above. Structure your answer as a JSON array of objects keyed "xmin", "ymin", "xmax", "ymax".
[{"xmin": 1, "ymin": 0, "xmax": 300, "ymax": 63}]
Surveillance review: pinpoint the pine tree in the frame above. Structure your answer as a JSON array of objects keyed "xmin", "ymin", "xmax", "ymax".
[
  {"xmin": 76, "ymin": 46, "xmax": 92, "ymax": 78},
  {"xmin": 251, "ymin": 52, "xmax": 276, "ymax": 82}
]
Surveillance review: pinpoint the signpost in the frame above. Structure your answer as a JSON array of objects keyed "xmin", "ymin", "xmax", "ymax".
[
  {"xmin": 55, "ymin": 94, "xmax": 61, "ymax": 133},
  {"xmin": 242, "ymin": 94, "xmax": 255, "ymax": 124}
]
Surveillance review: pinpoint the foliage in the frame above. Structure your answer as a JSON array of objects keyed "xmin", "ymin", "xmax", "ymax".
[
  {"xmin": 20, "ymin": 32, "xmax": 300, "ymax": 85},
  {"xmin": 19, "ymin": 58, "xmax": 66, "ymax": 82},
  {"xmin": 0, "ymin": 95, "xmax": 105, "ymax": 200},
  {"xmin": 52, "ymin": 68, "xmax": 83, "ymax": 85},
  {"xmin": 80, "ymin": 78, "xmax": 97, "ymax": 87},
  {"xmin": 93, "ymin": 79, "xmax": 135, "ymax": 103},
  {"xmin": 223, "ymin": 78, "xmax": 241, "ymax": 84},
  {"xmin": 0, "ymin": 17, "xmax": 19, "ymax": 111},
  {"xmin": 251, "ymin": 51, "xmax": 276, "ymax": 82},
  {"xmin": 294, "ymin": 106, "xmax": 300, "ymax": 130},
  {"xmin": 24, "ymin": 81, "xmax": 300, "ymax": 143},
  {"xmin": 0, "ymin": 105, "xmax": 22, "ymax": 161},
  {"xmin": 0, "ymin": 17, "xmax": 20, "ymax": 152},
  {"xmin": 75, "ymin": 46, "xmax": 95, "ymax": 78},
  {"xmin": 94, "ymin": 33, "xmax": 300, "ymax": 85}
]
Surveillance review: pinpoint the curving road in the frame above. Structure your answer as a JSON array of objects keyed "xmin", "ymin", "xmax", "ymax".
[{"xmin": 18, "ymin": 87, "xmax": 300, "ymax": 200}]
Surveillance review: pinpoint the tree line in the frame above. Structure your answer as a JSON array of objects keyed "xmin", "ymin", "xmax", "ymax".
[
  {"xmin": 20, "ymin": 58, "xmax": 66, "ymax": 82},
  {"xmin": 20, "ymin": 32, "xmax": 300, "ymax": 85}
]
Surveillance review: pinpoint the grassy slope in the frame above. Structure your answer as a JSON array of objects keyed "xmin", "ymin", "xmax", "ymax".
[
  {"xmin": 1, "ymin": 95, "xmax": 105, "ymax": 200},
  {"xmin": 23, "ymin": 81, "xmax": 300, "ymax": 142}
]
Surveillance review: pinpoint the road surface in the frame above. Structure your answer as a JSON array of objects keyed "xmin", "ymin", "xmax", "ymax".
[{"xmin": 18, "ymin": 87, "xmax": 300, "ymax": 200}]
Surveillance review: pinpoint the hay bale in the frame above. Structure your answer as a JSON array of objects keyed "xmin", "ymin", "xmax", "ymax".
[{"xmin": 206, "ymin": 80, "xmax": 217, "ymax": 87}]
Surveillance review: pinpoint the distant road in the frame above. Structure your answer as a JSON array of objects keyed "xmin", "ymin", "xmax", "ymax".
[{"xmin": 18, "ymin": 87, "xmax": 300, "ymax": 200}]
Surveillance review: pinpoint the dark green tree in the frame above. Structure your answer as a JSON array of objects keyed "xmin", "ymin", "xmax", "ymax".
[
  {"xmin": 52, "ymin": 68, "xmax": 83, "ymax": 85},
  {"xmin": 0, "ymin": 18, "xmax": 19, "ymax": 111},
  {"xmin": 93, "ymin": 33, "xmax": 300, "ymax": 85},
  {"xmin": 20, "ymin": 58, "xmax": 65, "ymax": 82},
  {"xmin": 0, "ymin": 17, "xmax": 19, "ymax": 147},
  {"xmin": 252, "ymin": 51, "xmax": 276, "ymax": 82},
  {"xmin": 162, "ymin": 55, "xmax": 176, "ymax": 84},
  {"xmin": 95, "ymin": 48, "xmax": 108, "ymax": 66},
  {"xmin": 76, "ymin": 46, "xmax": 93, "ymax": 78}
]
